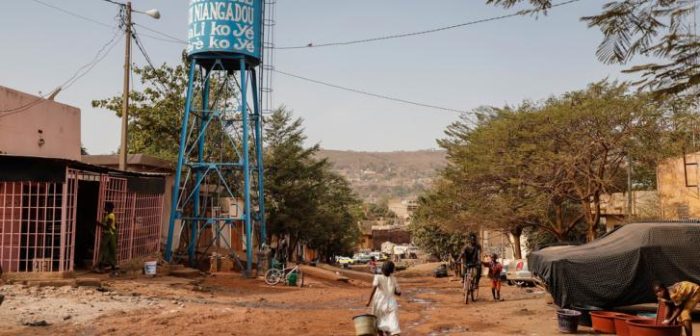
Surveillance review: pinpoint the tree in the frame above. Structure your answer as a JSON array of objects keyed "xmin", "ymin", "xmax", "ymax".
[
  {"xmin": 414, "ymin": 80, "xmax": 694, "ymax": 263},
  {"xmin": 364, "ymin": 202, "xmax": 398, "ymax": 222},
  {"xmin": 409, "ymin": 188, "xmax": 469, "ymax": 260},
  {"xmin": 487, "ymin": 0, "xmax": 700, "ymax": 97},
  {"xmin": 92, "ymin": 62, "xmax": 190, "ymax": 161},
  {"xmin": 264, "ymin": 107, "xmax": 361, "ymax": 258}
]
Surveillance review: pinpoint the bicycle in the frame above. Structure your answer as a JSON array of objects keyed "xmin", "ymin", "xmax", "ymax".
[
  {"xmin": 463, "ymin": 265, "xmax": 479, "ymax": 304},
  {"xmin": 264, "ymin": 263, "xmax": 304, "ymax": 287}
]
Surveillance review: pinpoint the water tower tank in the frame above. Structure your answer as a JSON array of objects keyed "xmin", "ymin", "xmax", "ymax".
[{"xmin": 187, "ymin": 0, "xmax": 262, "ymax": 66}]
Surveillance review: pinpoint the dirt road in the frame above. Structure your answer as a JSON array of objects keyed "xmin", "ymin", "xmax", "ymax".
[{"xmin": 0, "ymin": 267, "xmax": 664, "ymax": 336}]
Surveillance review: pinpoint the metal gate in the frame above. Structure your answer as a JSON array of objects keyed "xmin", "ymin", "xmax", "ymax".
[{"xmin": 92, "ymin": 175, "xmax": 128, "ymax": 266}]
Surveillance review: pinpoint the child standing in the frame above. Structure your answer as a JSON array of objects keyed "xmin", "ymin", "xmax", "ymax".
[
  {"xmin": 482, "ymin": 253, "xmax": 504, "ymax": 301},
  {"xmin": 368, "ymin": 256, "xmax": 378, "ymax": 274},
  {"xmin": 366, "ymin": 261, "xmax": 401, "ymax": 336}
]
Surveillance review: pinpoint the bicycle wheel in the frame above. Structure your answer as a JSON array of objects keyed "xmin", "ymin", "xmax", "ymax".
[
  {"xmin": 265, "ymin": 269, "xmax": 282, "ymax": 285},
  {"xmin": 464, "ymin": 273, "xmax": 470, "ymax": 304},
  {"xmin": 471, "ymin": 277, "xmax": 479, "ymax": 302}
]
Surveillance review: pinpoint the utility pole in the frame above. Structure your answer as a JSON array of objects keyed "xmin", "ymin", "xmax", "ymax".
[{"xmin": 119, "ymin": 2, "xmax": 132, "ymax": 171}]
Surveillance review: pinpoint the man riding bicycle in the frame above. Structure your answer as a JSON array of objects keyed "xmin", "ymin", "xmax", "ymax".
[{"xmin": 460, "ymin": 233, "xmax": 482, "ymax": 286}]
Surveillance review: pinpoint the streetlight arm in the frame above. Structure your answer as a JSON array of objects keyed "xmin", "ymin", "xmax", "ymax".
[{"xmin": 134, "ymin": 9, "xmax": 160, "ymax": 19}]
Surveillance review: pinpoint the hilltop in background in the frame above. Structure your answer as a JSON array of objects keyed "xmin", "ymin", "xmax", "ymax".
[{"xmin": 317, "ymin": 149, "xmax": 446, "ymax": 202}]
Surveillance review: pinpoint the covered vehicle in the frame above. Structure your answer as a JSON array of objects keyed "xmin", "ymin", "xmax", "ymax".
[{"xmin": 528, "ymin": 222, "xmax": 700, "ymax": 308}]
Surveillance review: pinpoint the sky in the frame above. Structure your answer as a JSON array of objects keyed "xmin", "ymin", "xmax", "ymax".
[{"xmin": 0, "ymin": 0, "xmax": 639, "ymax": 154}]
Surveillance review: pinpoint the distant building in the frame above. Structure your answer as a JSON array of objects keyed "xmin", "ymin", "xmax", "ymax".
[
  {"xmin": 371, "ymin": 227, "xmax": 411, "ymax": 251},
  {"xmin": 596, "ymin": 151, "xmax": 700, "ymax": 228},
  {"xmin": 387, "ymin": 198, "xmax": 418, "ymax": 226},
  {"xmin": 657, "ymin": 152, "xmax": 700, "ymax": 220},
  {"xmin": 598, "ymin": 190, "xmax": 659, "ymax": 230},
  {"xmin": 356, "ymin": 221, "xmax": 374, "ymax": 251}
]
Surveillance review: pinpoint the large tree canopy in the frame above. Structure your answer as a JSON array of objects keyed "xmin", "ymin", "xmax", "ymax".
[
  {"xmin": 413, "ymin": 80, "xmax": 700, "ymax": 258},
  {"xmin": 264, "ymin": 107, "xmax": 361, "ymax": 258}
]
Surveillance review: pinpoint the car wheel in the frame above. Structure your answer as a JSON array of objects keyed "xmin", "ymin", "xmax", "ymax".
[
  {"xmin": 514, "ymin": 280, "xmax": 527, "ymax": 287},
  {"xmin": 507, "ymin": 280, "xmax": 514, "ymax": 286}
]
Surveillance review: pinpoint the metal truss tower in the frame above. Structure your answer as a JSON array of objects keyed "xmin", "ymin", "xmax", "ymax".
[{"xmin": 164, "ymin": 56, "xmax": 266, "ymax": 276}]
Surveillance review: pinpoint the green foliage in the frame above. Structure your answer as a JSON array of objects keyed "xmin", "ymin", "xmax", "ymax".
[
  {"xmin": 264, "ymin": 107, "xmax": 361, "ymax": 257},
  {"xmin": 364, "ymin": 202, "xmax": 398, "ymax": 221},
  {"xmin": 414, "ymin": 80, "xmax": 700, "ymax": 258},
  {"xmin": 92, "ymin": 62, "xmax": 190, "ymax": 161},
  {"xmin": 409, "ymin": 191, "xmax": 469, "ymax": 260}
]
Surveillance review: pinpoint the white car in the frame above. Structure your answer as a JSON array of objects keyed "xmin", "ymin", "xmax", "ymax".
[
  {"xmin": 369, "ymin": 251, "xmax": 387, "ymax": 261},
  {"xmin": 506, "ymin": 259, "xmax": 535, "ymax": 287},
  {"xmin": 335, "ymin": 256, "xmax": 354, "ymax": 265}
]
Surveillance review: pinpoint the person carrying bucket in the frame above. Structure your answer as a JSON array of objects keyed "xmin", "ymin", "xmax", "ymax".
[
  {"xmin": 366, "ymin": 261, "xmax": 401, "ymax": 335},
  {"xmin": 655, "ymin": 281, "xmax": 700, "ymax": 336}
]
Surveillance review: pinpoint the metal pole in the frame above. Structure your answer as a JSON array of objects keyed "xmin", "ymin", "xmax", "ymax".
[
  {"xmin": 251, "ymin": 69, "xmax": 266, "ymax": 245},
  {"xmin": 241, "ymin": 59, "xmax": 253, "ymax": 276},
  {"xmin": 164, "ymin": 61, "xmax": 197, "ymax": 262},
  {"xmin": 119, "ymin": 2, "xmax": 132, "ymax": 171},
  {"xmin": 189, "ymin": 70, "xmax": 210, "ymax": 265}
]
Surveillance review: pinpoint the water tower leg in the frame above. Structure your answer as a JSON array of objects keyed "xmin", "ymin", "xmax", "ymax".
[
  {"xmin": 240, "ymin": 58, "xmax": 253, "ymax": 276},
  {"xmin": 165, "ymin": 61, "xmax": 197, "ymax": 262}
]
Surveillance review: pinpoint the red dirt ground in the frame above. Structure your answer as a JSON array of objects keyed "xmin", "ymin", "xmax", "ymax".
[{"xmin": 1, "ymin": 268, "xmax": 696, "ymax": 336}]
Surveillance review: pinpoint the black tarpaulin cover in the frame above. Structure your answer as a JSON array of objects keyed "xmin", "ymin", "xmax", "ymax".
[{"xmin": 528, "ymin": 222, "xmax": 700, "ymax": 308}]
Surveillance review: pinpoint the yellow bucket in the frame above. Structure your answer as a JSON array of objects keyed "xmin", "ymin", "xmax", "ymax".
[{"xmin": 352, "ymin": 314, "xmax": 377, "ymax": 336}]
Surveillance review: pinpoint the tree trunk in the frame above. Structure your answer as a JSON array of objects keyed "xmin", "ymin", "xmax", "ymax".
[
  {"xmin": 586, "ymin": 192, "xmax": 602, "ymax": 242},
  {"xmin": 509, "ymin": 226, "xmax": 524, "ymax": 259}
]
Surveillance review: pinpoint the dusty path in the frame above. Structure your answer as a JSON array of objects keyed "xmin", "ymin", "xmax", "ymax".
[{"xmin": 0, "ymin": 270, "xmax": 688, "ymax": 335}]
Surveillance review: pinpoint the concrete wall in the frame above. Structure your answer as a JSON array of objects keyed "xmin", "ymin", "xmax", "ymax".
[
  {"xmin": 371, "ymin": 229, "xmax": 411, "ymax": 251},
  {"xmin": 657, "ymin": 153, "xmax": 700, "ymax": 219},
  {"xmin": 0, "ymin": 86, "xmax": 81, "ymax": 160}
]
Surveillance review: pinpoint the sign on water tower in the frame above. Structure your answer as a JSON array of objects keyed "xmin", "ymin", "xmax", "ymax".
[{"xmin": 187, "ymin": 0, "xmax": 262, "ymax": 62}]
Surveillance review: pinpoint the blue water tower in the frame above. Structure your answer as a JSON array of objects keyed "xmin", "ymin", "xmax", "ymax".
[
  {"xmin": 187, "ymin": 0, "xmax": 262, "ymax": 65},
  {"xmin": 166, "ymin": 0, "xmax": 267, "ymax": 276}
]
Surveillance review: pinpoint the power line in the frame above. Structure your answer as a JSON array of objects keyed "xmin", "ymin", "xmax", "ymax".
[
  {"xmin": 30, "ymin": 0, "xmax": 181, "ymax": 45},
  {"xmin": 274, "ymin": 69, "xmax": 471, "ymax": 115},
  {"xmin": 0, "ymin": 32, "xmax": 123, "ymax": 118},
  {"xmin": 30, "ymin": 0, "xmax": 114, "ymax": 28},
  {"xmin": 100, "ymin": 0, "xmax": 125, "ymax": 5},
  {"xmin": 134, "ymin": 23, "xmax": 186, "ymax": 44},
  {"xmin": 31, "ymin": 0, "xmax": 581, "ymax": 52},
  {"xmin": 62, "ymin": 29, "xmax": 123, "ymax": 91},
  {"xmin": 132, "ymin": 28, "xmax": 174, "ymax": 94},
  {"xmin": 276, "ymin": 0, "xmax": 583, "ymax": 50}
]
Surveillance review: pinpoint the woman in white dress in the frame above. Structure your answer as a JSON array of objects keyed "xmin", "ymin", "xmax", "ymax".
[{"xmin": 366, "ymin": 261, "xmax": 401, "ymax": 335}]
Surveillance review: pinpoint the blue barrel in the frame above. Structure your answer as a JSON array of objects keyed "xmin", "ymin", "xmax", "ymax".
[{"xmin": 187, "ymin": 0, "xmax": 262, "ymax": 64}]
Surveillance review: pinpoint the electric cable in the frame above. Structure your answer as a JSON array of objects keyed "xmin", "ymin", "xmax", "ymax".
[
  {"xmin": 30, "ymin": 0, "xmax": 180, "ymax": 45},
  {"xmin": 0, "ymin": 31, "xmax": 123, "ymax": 117},
  {"xmin": 274, "ymin": 69, "xmax": 468, "ymax": 114},
  {"xmin": 134, "ymin": 23, "xmax": 185, "ymax": 44},
  {"xmin": 32, "ymin": 0, "xmax": 582, "ymax": 50},
  {"xmin": 275, "ymin": 0, "xmax": 583, "ymax": 49},
  {"xmin": 30, "ymin": 0, "xmax": 114, "ymax": 28},
  {"xmin": 132, "ymin": 28, "xmax": 180, "ymax": 94}
]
